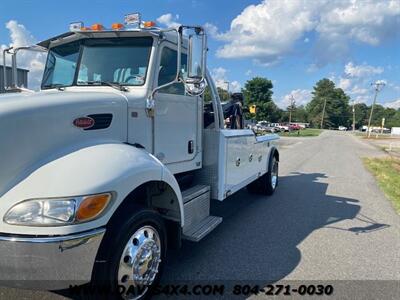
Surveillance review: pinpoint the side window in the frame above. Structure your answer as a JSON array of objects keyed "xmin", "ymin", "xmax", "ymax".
[
  {"xmin": 42, "ymin": 41, "xmax": 80, "ymax": 87},
  {"xmin": 158, "ymin": 47, "xmax": 187, "ymax": 95},
  {"xmin": 203, "ymin": 82, "xmax": 215, "ymax": 129}
]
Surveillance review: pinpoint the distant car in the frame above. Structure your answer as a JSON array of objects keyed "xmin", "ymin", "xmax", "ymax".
[
  {"xmin": 269, "ymin": 123, "xmax": 282, "ymax": 132},
  {"xmin": 279, "ymin": 124, "xmax": 290, "ymax": 132},
  {"xmin": 289, "ymin": 124, "xmax": 301, "ymax": 130},
  {"xmin": 338, "ymin": 126, "xmax": 347, "ymax": 131}
]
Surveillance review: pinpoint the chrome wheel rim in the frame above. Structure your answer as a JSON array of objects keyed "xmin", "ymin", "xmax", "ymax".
[
  {"xmin": 271, "ymin": 158, "xmax": 278, "ymax": 189},
  {"xmin": 118, "ymin": 225, "xmax": 161, "ymax": 299}
]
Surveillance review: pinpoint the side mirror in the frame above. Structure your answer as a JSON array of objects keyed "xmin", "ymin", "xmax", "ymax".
[
  {"xmin": 184, "ymin": 77, "xmax": 206, "ymax": 96},
  {"xmin": 181, "ymin": 26, "xmax": 207, "ymax": 96}
]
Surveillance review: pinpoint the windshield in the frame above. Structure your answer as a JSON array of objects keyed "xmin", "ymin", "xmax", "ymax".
[{"xmin": 41, "ymin": 37, "xmax": 153, "ymax": 89}]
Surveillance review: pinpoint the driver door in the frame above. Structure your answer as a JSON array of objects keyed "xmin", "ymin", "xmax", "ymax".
[{"xmin": 153, "ymin": 44, "xmax": 200, "ymax": 170}]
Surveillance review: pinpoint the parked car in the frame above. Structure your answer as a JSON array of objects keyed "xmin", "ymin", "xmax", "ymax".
[
  {"xmin": 270, "ymin": 123, "xmax": 282, "ymax": 132},
  {"xmin": 278, "ymin": 124, "xmax": 290, "ymax": 132},
  {"xmin": 289, "ymin": 124, "xmax": 302, "ymax": 130},
  {"xmin": 338, "ymin": 126, "xmax": 347, "ymax": 131}
]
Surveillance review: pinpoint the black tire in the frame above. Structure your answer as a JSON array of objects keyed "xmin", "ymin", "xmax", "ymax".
[
  {"xmin": 91, "ymin": 206, "xmax": 167, "ymax": 299},
  {"xmin": 247, "ymin": 154, "xmax": 279, "ymax": 195}
]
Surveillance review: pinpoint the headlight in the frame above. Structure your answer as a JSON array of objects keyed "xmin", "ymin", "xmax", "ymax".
[{"xmin": 4, "ymin": 193, "xmax": 112, "ymax": 226}]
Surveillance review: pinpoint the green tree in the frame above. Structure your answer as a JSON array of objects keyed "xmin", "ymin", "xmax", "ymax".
[
  {"xmin": 243, "ymin": 77, "xmax": 274, "ymax": 121},
  {"xmin": 217, "ymin": 87, "xmax": 230, "ymax": 101},
  {"xmin": 353, "ymin": 103, "xmax": 369, "ymax": 129},
  {"xmin": 370, "ymin": 106, "xmax": 400, "ymax": 128},
  {"xmin": 293, "ymin": 105, "xmax": 308, "ymax": 123},
  {"xmin": 385, "ymin": 109, "xmax": 400, "ymax": 128},
  {"xmin": 306, "ymin": 78, "xmax": 350, "ymax": 128},
  {"xmin": 203, "ymin": 86, "xmax": 230, "ymax": 103},
  {"xmin": 352, "ymin": 104, "xmax": 400, "ymax": 129}
]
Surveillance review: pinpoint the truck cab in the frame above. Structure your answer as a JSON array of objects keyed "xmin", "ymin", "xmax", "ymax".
[{"xmin": 0, "ymin": 14, "xmax": 279, "ymax": 298}]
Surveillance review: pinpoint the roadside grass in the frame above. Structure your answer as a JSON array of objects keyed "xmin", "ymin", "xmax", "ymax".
[
  {"xmin": 363, "ymin": 157, "xmax": 400, "ymax": 214},
  {"xmin": 279, "ymin": 128, "xmax": 322, "ymax": 137},
  {"xmin": 355, "ymin": 132, "xmax": 395, "ymax": 140},
  {"xmin": 379, "ymin": 145, "xmax": 400, "ymax": 155}
]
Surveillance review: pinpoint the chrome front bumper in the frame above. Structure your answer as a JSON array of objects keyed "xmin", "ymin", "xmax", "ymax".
[{"xmin": 0, "ymin": 228, "xmax": 105, "ymax": 290}]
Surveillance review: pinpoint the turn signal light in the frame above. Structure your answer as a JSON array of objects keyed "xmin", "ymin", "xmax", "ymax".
[
  {"xmin": 91, "ymin": 23, "xmax": 104, "ymax": 31},
  {"xmin": 76, "ymin": 193, "xmax": 111, "ymax": 222},
  {"xmin": 112, "ymin": 23, "xmax": 124, "ymax": 30},
  {"xmin": 143, "ymin": 21, "xmax": 156, "ymax": 28}
]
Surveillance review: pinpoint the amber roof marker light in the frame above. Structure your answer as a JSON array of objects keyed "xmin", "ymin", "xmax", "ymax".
[
  {"xmin": 91, "ymin": 23, "xmax": 104, "ymax": 31},
  {"xmin": 143, "ymin": 21, "xmax": 156, "ymax": 28},
  {"xmin": 111, "ymin": 23, "xmax": 125, "ymax": 30}
]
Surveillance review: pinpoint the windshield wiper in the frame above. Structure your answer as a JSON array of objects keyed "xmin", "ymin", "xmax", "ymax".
[
  {"xmin": 42, "ymin": 83, "xmax": 68, "ymax": 90},
  {"xmin": 79, "ymin": 81, "xmax": 128, "ymax": 92}
]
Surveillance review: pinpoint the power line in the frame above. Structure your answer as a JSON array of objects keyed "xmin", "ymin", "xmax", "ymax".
[{"xmin": 367, "ymin": 81, "xmax": 385, "ymax": 138}]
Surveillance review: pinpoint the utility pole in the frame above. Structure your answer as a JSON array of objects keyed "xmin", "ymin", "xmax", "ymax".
[
  {"xmin": 367, "ymin": 81, "xmax": 385, "ymax": 138},
  {"xmin": 289, "ymin": 95, "xmax": 295, "ymax": 124},
  {"xmin": 352, "ymin": 100, "xmax": 356, "ymax": 132},
  {"xmin": 320, "ymin": 97, "xmax": 327, "ymax": 129}
]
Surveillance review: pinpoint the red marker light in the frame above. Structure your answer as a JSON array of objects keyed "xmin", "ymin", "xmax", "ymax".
[{"xmin": 73, "ymin": 117, "xmax": 95, "ymax": 129}]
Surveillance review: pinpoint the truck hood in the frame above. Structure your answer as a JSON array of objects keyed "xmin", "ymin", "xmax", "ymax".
[{"xmin": 0, "ymin": 89, "xmax": 128, "ymax": 197}]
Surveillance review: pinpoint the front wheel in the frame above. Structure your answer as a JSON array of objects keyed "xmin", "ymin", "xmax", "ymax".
[
  {"xmin": 92, "ymin": 207, "xmax": 167, "ymax": 299},
  {"xmin": 247, "ymin": 155, "xmax": 279, "ymax": 195}
]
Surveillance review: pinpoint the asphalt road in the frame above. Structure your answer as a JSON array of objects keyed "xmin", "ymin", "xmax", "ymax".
[{"xmin": 1, "ymin": 131, "xmax": 399, "ymax": 299}]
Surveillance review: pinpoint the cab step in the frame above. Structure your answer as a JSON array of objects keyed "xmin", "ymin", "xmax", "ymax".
[
  {"xmin": 182, "ymin": 216, "xmax": 222, "ymax": 242},
  {"xmin": 181, "ymin": 185, "xmax": 222, "ymax": 242}
]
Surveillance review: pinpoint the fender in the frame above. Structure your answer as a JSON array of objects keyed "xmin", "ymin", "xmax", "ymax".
[{"xmin": 0, "ymin": 143, "xmax": 184, "ymax": 236}]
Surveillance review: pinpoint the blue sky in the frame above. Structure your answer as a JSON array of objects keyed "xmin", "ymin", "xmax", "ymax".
[{"xmin": 1, "ymin": 0, "xmax": 399, "ymax": 108}]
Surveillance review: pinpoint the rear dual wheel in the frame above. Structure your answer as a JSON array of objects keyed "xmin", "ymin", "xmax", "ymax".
[{"xmin": 247, "ymin": 155, "xmax": 279, "ymax": 195}]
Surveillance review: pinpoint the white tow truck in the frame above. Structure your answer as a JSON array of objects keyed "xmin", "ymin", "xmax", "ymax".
[{"xmin": 0, "ymin": 14, "xmax": 279, "ymax": 298}]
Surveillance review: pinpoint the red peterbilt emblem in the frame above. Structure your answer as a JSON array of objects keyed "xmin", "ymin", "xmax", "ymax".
[{"xmin": 73, "ymin": 117, "xmax": 95, "ymax": 129}]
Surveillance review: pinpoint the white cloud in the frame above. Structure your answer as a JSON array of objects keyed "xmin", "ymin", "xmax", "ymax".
[
  {"xmin": 280, "ymin": 89, "xmax": 312, "ymax": 108},
  {"xmin": 208, "ymin": 0, "xmax": 400, "ymax": 66},
  {"xmin": 211, "ymin": 67, "xmax": 229, "ymax": 90},
  {"xmin": 204, "ymin": 23, "xmax": 221, "ymax": 39},
  {"xmin": 350, "ymin": 85, "xmax": 369, "ymax": 95},
  {"xmin": 211, "ymin": 67, "xmax": 241, "ymax": 92},
  {"xmin": 338, "ymin": 78, "xmax": 352, "ymax": 90},
  {"xmin": 245, "ymin": 69, "xmax": 252, "ymax": 76},
  {"xmin": 306, "ymin": 63, "xmax": 318, "ymax": 73},
  {"xmin": 387, "ymin": 82, "xmax": 400, "ymax": 91},
  {"xmin": 230, "ymin": 81, "xmax": 242, "ymax": 93},
  {"xmin": 332, "ymin": 62, "xmax": 390, "ymax": 104},
  {"xmin": 156, "ymin": 13, "xmax": 181, "ymax": 28},
  {"xmin": 383, "ymin": 99, "xmax": 400, "ymax": 109},
  {"xmin": 1, "ymin": 20, "xmax": 45, "ymax": 90},
  {"xmin": 344, "ymin": 62, "xmax": 384, "ymax": 78}
]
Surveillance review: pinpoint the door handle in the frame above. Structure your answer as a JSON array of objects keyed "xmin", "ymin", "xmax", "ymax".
[{"xmin": 188, "ymin": 140, "xmax": 194, "ymax": 154}]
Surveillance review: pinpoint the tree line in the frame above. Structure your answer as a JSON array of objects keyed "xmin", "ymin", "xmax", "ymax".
[{"xmin": 206, "ymin": 77, "xmax": 400, "ymax": 129}]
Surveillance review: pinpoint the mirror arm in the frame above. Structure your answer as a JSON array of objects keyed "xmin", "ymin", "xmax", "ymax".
[
  {"xmin": 2, "ymin": 45, "xmax": 47, "ymax": 92},
  {"xmin": 2, "ymin": 47, "xmax": 13, "ymax": 91},
  {"xmin": 202, "ymin": 32, "xmax": 207, "ymax": 79}
]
